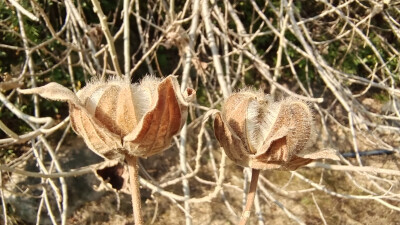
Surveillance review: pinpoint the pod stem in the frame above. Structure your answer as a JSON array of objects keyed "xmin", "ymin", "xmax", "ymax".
[
  {"xmin": 126, "ymin": 155, "xmax": 143, "ymax": 225},
  {"xmin": 239, "ymin": 169, "xmax": 260, "ymax": 225}
]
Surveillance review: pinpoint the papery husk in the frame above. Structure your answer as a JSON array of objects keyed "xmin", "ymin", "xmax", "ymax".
[
  {"xmin": 69, "ymin": 103, "xmax": 124, "ymax": 159},
  {"xmin": 19, "ymin": 75, "xmax": 195, "ymax": 159},
  {"xmin": 214, "ymin": 91, "xmax": 339, "ymax": 170},
  {"xmin": 92, "ymin": 159, "xmax": 130, "ymax": 194},
  {"xmin": 122, "ymin": 76, "xmax": 195, "ymax": 157}
]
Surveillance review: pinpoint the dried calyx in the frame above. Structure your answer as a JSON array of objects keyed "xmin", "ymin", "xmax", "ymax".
[
  {"xmin": 214, "ymin": 89, "xmax": 339, "ymax": 225},
  {"xmin": 19, "ymin": 75, "xmax": 196, "ymax": 160},
  {"xmin": 20, "ymin": 75, "xmax": 196, "ymax": 225},
  {"xmin": 214, "ymin": 89, "xmax": 339, "ymax": 171}
]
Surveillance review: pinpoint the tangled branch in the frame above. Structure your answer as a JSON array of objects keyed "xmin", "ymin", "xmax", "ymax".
[{"xmin": 0, "ymin": 0, "xmax": 399, "ymax": 224}]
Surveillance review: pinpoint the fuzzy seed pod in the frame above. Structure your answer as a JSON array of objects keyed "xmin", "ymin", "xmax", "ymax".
[
  {"xmin": 20, "ymin": 75, "xmax": 196, "ymax": 159},
  {"xmin": 214, "ymin": 90, "xmax": 339, "ymax": 170}
]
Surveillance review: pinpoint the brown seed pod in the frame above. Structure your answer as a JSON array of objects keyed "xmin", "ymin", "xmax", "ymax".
[
  {"xmin": 214, "ymin": 90, "xmax": 339, "ymax": 170},
  {"xmin": 93, "ymin": 160, "xmax": 129, "ymax": 193},
  {"xmin": 20, "ymin": 75, "xmax": 196, "ymax": 159}
]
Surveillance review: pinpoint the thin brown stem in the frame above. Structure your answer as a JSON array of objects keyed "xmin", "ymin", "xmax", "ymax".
[
  {"xmin": 239, "ymin": 169, "xmax": 260, "ymax": 225},
  {"xmin": 126, "ymin": 155, "xmax": 144, "ymax": 225}
]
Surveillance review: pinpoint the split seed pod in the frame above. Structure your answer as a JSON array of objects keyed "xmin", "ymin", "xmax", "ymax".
[
  {"xmin": 214, "ymin": 90, "xmax": 339, "ymax": 170},
  {"xmin": 20, "ymin": 75, "xmax": 196, "ymax": 159}
]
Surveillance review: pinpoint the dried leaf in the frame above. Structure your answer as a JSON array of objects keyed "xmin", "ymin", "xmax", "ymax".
[
  {"xmin": 0, "ymin": 79, "xmax": 22, "ymax": 91},
  {"xmin": 298, "ymin": 148, "xmax": 340, "ymax": 161},
  {"xmin": 93, "ymin": 160, "xmax": 129, "ymax": 193},
  {"xmin": 19, "ymin": 82, "xmax": 81, "ymax": 105}
]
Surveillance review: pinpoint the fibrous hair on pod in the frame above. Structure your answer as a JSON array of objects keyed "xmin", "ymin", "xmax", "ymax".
[
  {"xmin": 244, "ymin": 90, "xmax": 279, "ymax": 153},
  {"xmin": 280, "ymin": 96, "xmax": 317, "ymax": 153}
]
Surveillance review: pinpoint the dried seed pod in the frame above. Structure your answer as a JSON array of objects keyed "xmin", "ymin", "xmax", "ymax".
[
  {"xmin": 20, "ymin": 75, "xmax": 196, "ymax": 159},
  {"xmin": 93, "ymin": 160, "xmax": 129, "ymax": 193},
  {"xmin": 214, "ymin": 90, "xmax": 339, "ymax": 170}
]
